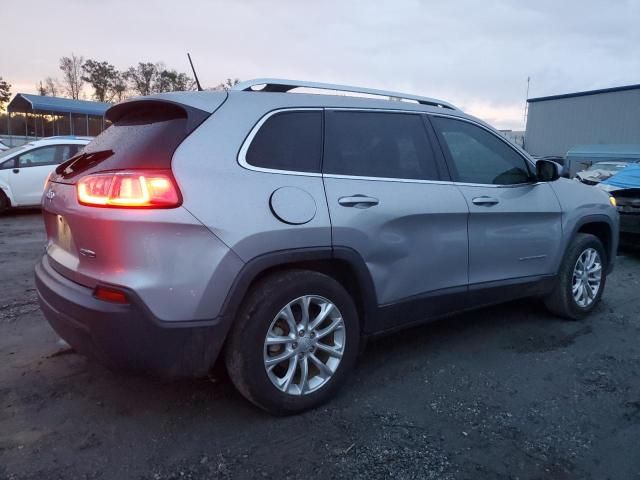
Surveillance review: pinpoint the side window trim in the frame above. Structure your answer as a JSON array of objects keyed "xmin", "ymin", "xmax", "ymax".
[
  {"xmin": 322, "ymin": 108, "xmax": 445, "ymax": 183},
  {"xmin": 421, "ymin": 114, "xmax": 452, "ymax": 182},
  {"xmin": 429, "ymin": 113, "xmax": 536, "ymax": 187},
  {"xmin": 238, "ymin": 108, "xmax": 323, "ymax": 177}
]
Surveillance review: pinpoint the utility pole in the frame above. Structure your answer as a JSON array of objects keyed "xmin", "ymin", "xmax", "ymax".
[{"xmin": 523, "ymin": 76, "xmax": 531, "ymax": 129}]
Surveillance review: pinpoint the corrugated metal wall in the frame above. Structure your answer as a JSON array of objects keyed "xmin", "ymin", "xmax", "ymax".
[{"xmin": 525, "ymin": 88, "xmax": 640, "ymax": 157}]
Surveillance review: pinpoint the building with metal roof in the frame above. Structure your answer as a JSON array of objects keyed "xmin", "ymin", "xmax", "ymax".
[
  {"xmin": 3, "ymin": 93, "xmax": 111, "ymax": 145},
  {"xmin": 8, "ymin": 93, "xmax": 110, "ymax": 117},
  {"xmin": 524, "ymin": 84, "xmax": 640, "ymax": 158}
]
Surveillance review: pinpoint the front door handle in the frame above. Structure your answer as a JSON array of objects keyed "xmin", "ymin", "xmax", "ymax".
[
  {"xmin": 338, "ymin": 195, "xmax": 379, "ymax": 208},
  {"xmin": 472, "ymin": 196, "xmax": 499, "ymax": 206}
]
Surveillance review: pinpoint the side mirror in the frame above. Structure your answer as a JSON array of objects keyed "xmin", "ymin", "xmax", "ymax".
[{"xmin": 536, "ymin": 159, "xmax": 561, "ymax": 182}]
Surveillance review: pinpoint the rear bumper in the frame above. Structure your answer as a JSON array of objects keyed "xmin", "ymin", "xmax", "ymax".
[{"xmin": 35, "ymin": 256, "xmax": 225, "ymax": 377}]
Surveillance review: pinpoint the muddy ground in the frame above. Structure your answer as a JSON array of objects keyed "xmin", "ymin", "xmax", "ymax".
[{"xmin": 1, "ymin": 209, "xmax": 639, "ymax": 480}]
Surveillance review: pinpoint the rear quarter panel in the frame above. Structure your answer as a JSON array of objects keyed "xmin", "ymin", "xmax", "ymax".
[
  {"xmin": 171, "ymin": 94, "xmax": 332, "ymax": 261},
  {"xmin": 42, "ymin": 181, "xmax": 244, "ymax": 322}
]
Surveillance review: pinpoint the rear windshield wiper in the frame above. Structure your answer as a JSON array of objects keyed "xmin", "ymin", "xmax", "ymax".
[{"xmin": 56, "ymin": 150, "xmax": 114, "ymax": 179}]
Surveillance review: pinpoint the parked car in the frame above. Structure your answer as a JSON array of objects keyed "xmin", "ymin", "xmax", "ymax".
[
  {"xmin": 35, "ymin": 79, "xmax": 619, "ymax": 415},
  {"xmin": 575, "ymin": 161, "xmax": 629, "ymax": 185},
  {"xmin": 598, "ymin": 164, "xmax": 640, "ymax": 239},
  {"xmin": 0, "ymin": 140, "xmax": 9, "ymax": 151},
  {"xmin": 0, "ymin": 137, "xmax": 90, "ymax": 213},
  {"xmin": 565, "ymin": 144, "xmax": 640, "ymax": 178}
]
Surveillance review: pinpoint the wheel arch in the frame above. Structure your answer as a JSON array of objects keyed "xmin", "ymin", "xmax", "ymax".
[
  {"xmin": 218, "ymin": 247, "xmax": 378, "ymax": 334},
  {"xmin": 570, "ymin": 214, "xmax": 617, "ymax": 272},
  {"xmin": 0, "ymin": 183, "xmax": 13, "ymax": 209}
]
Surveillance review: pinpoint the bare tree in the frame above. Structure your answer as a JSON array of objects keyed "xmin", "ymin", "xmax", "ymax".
[
  {"xmin": 59, "ymin": 54, "xmax": 85, "ymax": 99},
  {"xmin": 37, "ymin": 77, "xmax": 60, "ymax": 96},
  {"xmin": 45, "ymin": 77, "xmax": 59, "ymax": 96},
  {"xmin": 37, "ymin": 81, "xmax": 48, "ymax": 96}
]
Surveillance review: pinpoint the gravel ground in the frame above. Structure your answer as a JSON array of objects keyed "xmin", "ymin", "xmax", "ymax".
[{"xmin": 1, "ymin": 209, "xmax": 639, "ymax": 480}]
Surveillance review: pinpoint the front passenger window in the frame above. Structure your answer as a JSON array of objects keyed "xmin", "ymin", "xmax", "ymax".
[{"xmin": 431, "ymin": 117, "xmax": 532, "ymax": 185}]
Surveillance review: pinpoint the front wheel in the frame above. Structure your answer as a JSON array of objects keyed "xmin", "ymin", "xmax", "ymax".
[
  {"xmin": 544, "ymin": 233, "xmax": 607, "ymax": 320},
  {"xmin": 225, "ymin": 270, "xmax": 360, "ymax": 415},
  {"xmin": 0, "ymin": 192, "xmax": 8, "ymax": 215}
]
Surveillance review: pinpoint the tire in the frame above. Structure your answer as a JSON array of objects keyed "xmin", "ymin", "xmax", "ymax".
[
  {"xmin": 0, "ymin": 192, "xmax": 8, "ymax": 215},
  {"xmin": 225, "ymin": 269, "xmax": 360, "ymax": 415},
  {"xmin": 544, "ymin": 233, "xmax": 607, "ymax": 320}
]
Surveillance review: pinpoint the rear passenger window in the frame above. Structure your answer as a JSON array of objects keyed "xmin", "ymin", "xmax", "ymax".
[
  {"xmin": 246, "ymin": 111, "xmax": 322, "ymax": 173},
  {"xmin": 323, "ymin": 111, "xmax": 439, "ymax": 180}
]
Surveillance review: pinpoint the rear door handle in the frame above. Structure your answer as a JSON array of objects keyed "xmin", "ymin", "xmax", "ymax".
[
  {"xmin": 472, "ymin": 196, "xmax": 499, "ymax": 206},
  {"xmin": 338, "ymin": 195, "xmax": 379, "ymax": 208},
  {"xmin": 12, "ymin": 168, "xmax": 19, "ymax": 174}
]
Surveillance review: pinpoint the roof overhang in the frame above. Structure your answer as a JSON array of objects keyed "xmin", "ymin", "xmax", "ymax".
[{"xmin": 7, "ymin": 93, "xmax": 110, "ymax": 116}]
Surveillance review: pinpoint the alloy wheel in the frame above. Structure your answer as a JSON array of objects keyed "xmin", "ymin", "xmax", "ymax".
[
  {"xmin": 263, "ymin": 295, "xmax": 345, "ymax": 395},
  {"xmin": 572, "ymin": 248, "xmax": 602, "ymax": 308}
]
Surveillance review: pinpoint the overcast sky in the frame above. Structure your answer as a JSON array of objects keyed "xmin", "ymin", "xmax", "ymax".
[{"xmin": 3, "ymin": 0, "xmax": 639, "ymax": 129}]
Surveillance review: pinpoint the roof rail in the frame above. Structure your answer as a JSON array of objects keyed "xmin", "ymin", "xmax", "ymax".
[{"xmin": 232, "ymin": 78, "xmax": 458, "ymax": 110}]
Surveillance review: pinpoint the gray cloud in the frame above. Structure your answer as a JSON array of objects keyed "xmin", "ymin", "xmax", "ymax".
[{"xmin": 3, "ymin": 0, "xmax": 639, "ymax": 128}]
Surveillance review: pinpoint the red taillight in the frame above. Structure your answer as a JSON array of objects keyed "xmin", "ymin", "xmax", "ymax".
[
  {"xmin": 94, "ymin": 286, "xmax": 129, "ymax": 304},
  {"xmin": 77, "ymin": 171, "xmax": 181, "ymax": 208}
]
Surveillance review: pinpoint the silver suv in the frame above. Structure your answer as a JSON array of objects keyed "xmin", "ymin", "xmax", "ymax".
[{"xmin": 36, "ymin": 79, "xmax": 619, "ymax": 414}]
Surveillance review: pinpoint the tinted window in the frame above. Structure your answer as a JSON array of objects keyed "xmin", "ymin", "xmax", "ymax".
[
  {"xmin": 323, "ymin": 111, "xmax": 439, "ymax": 180},
  {"xmin": 431, "ymin": 117, "xmax": 531, "ymax": 185},
  {"xmin": 55, "ymin": 101, "xmax": 208, "ymax": 182},
  {"xmin": 0, "ymin": 158, "xmax": 16, "ymax": 170},
  {"xmin": 17, "ymin": 146, "xmax": 58, "ymax": 168},
  {"xmin": 246, "ymin": 111, "xmax": 322, "ymax": 173}
]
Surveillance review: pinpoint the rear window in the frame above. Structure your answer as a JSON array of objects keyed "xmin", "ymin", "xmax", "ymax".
[
  {"xmin": 323, "ymin": 111, "xmax": 440, "ymax": 180},
  {"xmin": 54, "ymin": 101, "xmax": 208, "ymax": 181},
  {"xmin": 245, "ymin": 111, "xmax": 322, "ymax": 173}
]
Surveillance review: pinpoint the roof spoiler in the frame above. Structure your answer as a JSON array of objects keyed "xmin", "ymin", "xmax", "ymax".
[{"xmin": 106, "ymin": 99, "xmax": 210, "ymax": 132}]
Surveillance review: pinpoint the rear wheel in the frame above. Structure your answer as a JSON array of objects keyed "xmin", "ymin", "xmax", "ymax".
[
  {"xmin": 225, "ymin": 270, "xmax": 360, "ymax": 415},
  {"xmin": 544, "ymin": 233, "xmax": 606, "ymax": 320}
]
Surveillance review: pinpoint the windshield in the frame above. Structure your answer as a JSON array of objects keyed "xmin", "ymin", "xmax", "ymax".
[{"xmin": 0, "ymin": 145, "xmax": 28, "ymax": 159}]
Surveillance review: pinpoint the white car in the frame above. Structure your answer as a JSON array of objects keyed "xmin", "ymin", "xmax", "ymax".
[
  {"xmin": 0, "ymin": 140, "xmax": 9, "ymax": 151},
  {"xmin": 0, "ymin": 137, "xmax": 90, "ymax": 213}
]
